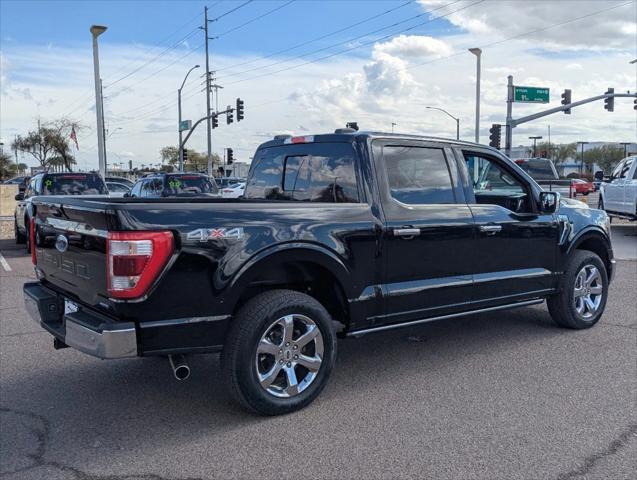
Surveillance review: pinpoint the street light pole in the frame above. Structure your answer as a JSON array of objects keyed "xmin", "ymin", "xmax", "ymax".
[
  {"xmin": 426, "ymin": 106, "xmax": 460, "ymax": 140},
  {"xmin": 469, "ymin": 48, "xmax": 482, "ymax": 143},
  {"xmin": 529, "ymin": 136, "xmax": 542, "ymax": 157},
  {"xmin": 178, "ymin": 65, "xmax": 200, "ymax": 172},
  {"xmin": 577, "ymin": 141, "xmax": 589, "ymax": 175},
  {"xmin": 91, "ymin": 25, "xmax": 107, "ymax": 179},
  {"xmin": 391, "ymin": 122, "xmax": 397, "ymax": 133}
]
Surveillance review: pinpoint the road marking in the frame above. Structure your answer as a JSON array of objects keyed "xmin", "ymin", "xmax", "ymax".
[{"xmin": 0, "ymin": 252, "xmax": 11, "ymax": 272}]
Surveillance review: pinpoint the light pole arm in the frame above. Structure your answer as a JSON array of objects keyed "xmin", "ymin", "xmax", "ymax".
[
  {"xmin": 179, "ymin": 65, "xmax": 200, "ymax": 93},
  {"xmin": 426, "ymin": 106, "xmax": 460, "ymax": 140}
]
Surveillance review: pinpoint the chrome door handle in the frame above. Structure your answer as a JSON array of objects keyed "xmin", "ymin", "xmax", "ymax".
[
  {"xmin": 479, "ymin": 225, "xmax": 502, "ymax": 235},
  {"xmin": 393, "ymin": 228, "xmax": 420, "ymax": 238}
]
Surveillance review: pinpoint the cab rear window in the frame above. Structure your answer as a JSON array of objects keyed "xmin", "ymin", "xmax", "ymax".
[
  {"xmin": 164, "ymin": 175, "xmax": 218, "ymax": 195},
  {"xmin": 244, "ymin": 143, "xmax": 359, "ymax": 202},
  {"xmin": 42, "ymin": 174, "xmax": 107, "ymax": 195}
]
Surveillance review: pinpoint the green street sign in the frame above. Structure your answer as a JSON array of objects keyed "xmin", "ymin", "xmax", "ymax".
[
  {"xmin": 514, "ymin": 86, "xmax": 550, "ymax": 103},
  {"xmin": 179, "ymin": 120, "xmax": 192, "ymax": 132}
]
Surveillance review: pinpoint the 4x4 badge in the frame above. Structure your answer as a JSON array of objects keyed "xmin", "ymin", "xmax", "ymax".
[{"xmin": 186, "ymin": 228, "xmax": 244, "ymax": 242}]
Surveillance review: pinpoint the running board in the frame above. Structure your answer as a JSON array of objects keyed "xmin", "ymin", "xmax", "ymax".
[{"xmin": 347, "ymin": 299, "xmax": 544, "ymax": 337}]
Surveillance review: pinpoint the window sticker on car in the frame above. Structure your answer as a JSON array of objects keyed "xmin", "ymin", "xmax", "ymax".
[{"xmin": 186, "ymin": 228, "xmax": 245, "ymax": 242}]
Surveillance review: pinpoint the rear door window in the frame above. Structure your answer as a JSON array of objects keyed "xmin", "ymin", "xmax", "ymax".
[
  {"xmin": 245, "ymin": 142, "xmax": 359, "ymax": 202},
  {"xmin": 42, "ymin": 174, "xmax": 106, "ymax": 195}
]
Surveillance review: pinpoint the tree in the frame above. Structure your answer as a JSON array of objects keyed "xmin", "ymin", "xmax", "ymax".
[
  {"xmin": 0, "ymin": 152, "xmax": 17, "ymax": 180},
  {"xmin": 583, "ymin": 145, "xmax": 625, "ymax": 174},
  {"xmin": 12, "ymin": 118, "xmax": 80, "ymax": 171},
  {"xmin": 159, "ymin": 146, "xmax": 220, "ymax": 172},
  {"xmin": 17, "ymin": 163, "xmax": 28, "ymax": 174},
  {"xmin": 534, "ymin": 142, "xmax": 576, "ymax": 166}
]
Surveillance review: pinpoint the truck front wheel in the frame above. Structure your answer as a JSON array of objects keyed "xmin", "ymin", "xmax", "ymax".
[
  {"xmin": 547, "ymin": 250, "xmax": 608, "ymax": 329},
  {"xmin": 222, "ymin": 289, "xmax": 337, "ymax": 415}
]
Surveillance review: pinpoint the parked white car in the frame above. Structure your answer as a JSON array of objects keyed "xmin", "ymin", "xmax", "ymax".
[
  {"xmin": 106, "ymin": 181, "xmax": 131, "ymax": 198},
  {"xmin": 221, "ymin": 182, "xmax": 245, "ymax": 198},
  {"xmin": 598, "ymin": 156, "xmax": 637, "ymax": 220}
]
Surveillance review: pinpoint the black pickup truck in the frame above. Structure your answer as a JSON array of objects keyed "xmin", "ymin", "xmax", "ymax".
[{"xmin": 24, "ymin": 131, "xmax": 614, "ymax": 415}]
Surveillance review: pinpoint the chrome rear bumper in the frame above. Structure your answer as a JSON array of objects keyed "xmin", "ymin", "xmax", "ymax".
[{"xmin": 24, "ymin": 282, "xmax": 137, "ymax": 359}]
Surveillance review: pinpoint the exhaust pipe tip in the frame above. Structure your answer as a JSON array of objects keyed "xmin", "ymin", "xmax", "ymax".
[
  {"xmin": 168, "ymin": 354, "xmax": 190, "ymax": 381},
  {"xmin": 174, "ymin": 365, "xmax": 190, "ymax": 381}
]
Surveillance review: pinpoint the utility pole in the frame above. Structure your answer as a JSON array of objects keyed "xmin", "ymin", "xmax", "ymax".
[
  {"xmin": 548, "ymin": 125, "xmax": 551, "ymax": 158},
  {"xmin": 577, "ymin": 141, "xmax": 589, "ymax": 175},
  {"xmin": 529, "ymin": 136, "xmax": 542, "ymax": 157},
  {"xmin": 204, "ymin": 6, "xmax": 213, "ymax": 176}
]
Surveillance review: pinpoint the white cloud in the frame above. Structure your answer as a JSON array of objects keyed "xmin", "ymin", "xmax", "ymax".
[
  {"xmin": 418, "ymin": 0, "xmax": 637, "ymax": 51},
  {"xmin": 374, "ymin": 34, "xmax": 453, "ymax": 58}
]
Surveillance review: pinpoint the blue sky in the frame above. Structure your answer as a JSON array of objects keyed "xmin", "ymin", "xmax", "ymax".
[
  {"xmin": 1, "ymin": 1, "xmax": 459, "ymax": 57},
  {"xmin": 1, "ymin": 1, "xmax": 635, "ymax": 169}
]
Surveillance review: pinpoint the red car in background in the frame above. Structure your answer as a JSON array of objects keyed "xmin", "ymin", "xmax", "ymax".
[{"xmin": 571, "ymin": 178, "xmax": 595, "ymax": 196}]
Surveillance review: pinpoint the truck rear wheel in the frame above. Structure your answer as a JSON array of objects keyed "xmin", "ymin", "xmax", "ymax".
[
  {"xmin": 15, "ymin": 219, "xmax": 26, "ymax": 244},
  {"xmin": 222, "ymin": 289, "xmax": 337, "ymax": 415},
  {"xmin": 547, "ymin": 250, "xmax": 608, "ymax": 329}
]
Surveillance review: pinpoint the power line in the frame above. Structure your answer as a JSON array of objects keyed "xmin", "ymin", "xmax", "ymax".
[
  {"xmin": 214, "ymin": 0, "xmax": 416, "ymax": 74},
  {"xmin": 210, "ymin": 0, "xmax": 254, "ymax": 22},
  {"xmin": 221, "ymin": 0, "xmax": 481, "ymax": 85},
  {"xmin": 104, "ymin": 27, "xmax": 200, "ymax": 89},
  {"xmin": 216, "ymin": 0, "xmax": 296, "ymax": 38}
]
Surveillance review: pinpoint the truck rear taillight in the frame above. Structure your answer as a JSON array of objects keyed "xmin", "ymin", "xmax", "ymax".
[
  {"xmin": 107, "ymin": 231, "xmax": 174, "ymax": 299},
  {"xmin": 30, "ymin": 218, "xmax": 37, "ymax": 265}
]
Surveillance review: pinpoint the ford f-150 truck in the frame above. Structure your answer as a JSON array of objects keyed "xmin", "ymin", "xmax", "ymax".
[{"xmin": 23, "ymin": 131, "xmax": 614, "ymax": 415}]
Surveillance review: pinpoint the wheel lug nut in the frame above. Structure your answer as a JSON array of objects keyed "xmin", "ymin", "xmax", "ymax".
[
  {"xmin": 294, "ymin": 354, "xmax": 298, "ymax": 360},
  {"xmin": 285, "ymin": 342, "xmax": 290, "ymax": 347},
  {"xmin": 286, "ymin": 362, "xmax": 291, "ymax": 367},
  {"xmin": 279, "ymin": 360, "xmax": 283, "ymax": 364},
  {"xmin": 293, "ymin": 345, "xmax": 298, "ymax": 350}
]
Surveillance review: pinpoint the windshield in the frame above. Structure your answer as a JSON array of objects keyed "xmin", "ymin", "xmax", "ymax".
[
  {"xmin": 42, "ymin": 174, "xmax": 107, "ymax": 195},
  {"xmin": 164, "ymin": 175, "xmax": 218, "ymax": 195},
  {"xmin": 516, "ymin": 160, "xmax": 557, "ymax": 180}
]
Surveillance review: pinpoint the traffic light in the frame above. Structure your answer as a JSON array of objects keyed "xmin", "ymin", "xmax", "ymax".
[
  {"xmin": 183, "ymin": 149, "xmax": 189, "ymax": 163},
  {"xmin": 227, "ymin": 106, "xmax": 233, "ymax": 125},
  {"xmin": 634, "ymin": 98, "xmax": 636, "ymax": 110},
  {"xmin": 212, "ymin": 114, "xmax": 218, "ymax": 129},
  {"xmin": 561, "ymin": 89, "xmax": 571, "ymax": 114},
  {"xmin": 604, "ymin": 88, "xmax": 614, "ymax": 112},
  {"xmin": 489, "ymin": 124, "xmax": 501, "ymax": 149},
  {"xmin": 236, "ymin": 98, "xmax": 244, "ymax": 122},
  {"xmin": 227, "ymin": 148, "xmax": 234, "ymax": 165}
]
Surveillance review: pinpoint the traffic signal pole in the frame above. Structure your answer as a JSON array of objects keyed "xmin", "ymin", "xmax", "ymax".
[{"xmin": 505, "ymin": 75, "xmax": 635, "ymax": 156}]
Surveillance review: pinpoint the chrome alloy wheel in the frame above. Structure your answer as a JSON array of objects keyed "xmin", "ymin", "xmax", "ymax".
[
  {"xmin": 573, "ymin": 264, "xmax": 603, "ymax": 319},
  {"xmin": 255, "ymin": 314, "xmax": 324, "ymax": 398}
]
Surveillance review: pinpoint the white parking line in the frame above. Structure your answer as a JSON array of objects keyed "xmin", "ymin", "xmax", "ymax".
[{"xmin": 0, "ymin": 252, "xmax": 11, "ymax": 272}]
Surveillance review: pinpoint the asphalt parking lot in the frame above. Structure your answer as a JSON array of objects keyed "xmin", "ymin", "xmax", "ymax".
[{"xmin": 1, "ymin": 229, "xmax": 635, "ymax": 480}]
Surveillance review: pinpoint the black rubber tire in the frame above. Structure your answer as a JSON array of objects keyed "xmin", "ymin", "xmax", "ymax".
[
  {"xmin": 25, "ymin": 218, "xmax": 31, "ymax": 254},
  {"xmin": 222, "ymin": 289, "xmax": 337, "ymax": 415},
  {"xmin": 598, "ymin": 197, "xmax": 604, "ymax": 210},
  {"xmin": 547, "ymin": 250, "xmax": 608, "ymax": 329},
  {"xmin": 15, "ymin": 219, "xmax": 26, "ymax": 244}
]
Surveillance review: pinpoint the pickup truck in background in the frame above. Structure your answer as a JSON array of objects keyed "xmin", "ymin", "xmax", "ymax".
[
  {"xmin": 513, "ymin": 158, "xmax": 575, "ymax": 198},
  {"xmin": 597, "ymin": 155, "xmax": 637, "ymax": 220},
  {"xmin": 23, "ymin": 131, "xmax": 614, "ymax": 415}
]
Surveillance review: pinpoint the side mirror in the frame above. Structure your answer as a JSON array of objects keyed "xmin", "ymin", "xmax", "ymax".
[
  {"xmin": 14, "ymin": 193, "xmax": 24, "ymax": 201},
  {"xmin": 539, "ymin": 191, "xmax": 559, "ymax": 214},
  {"xmin": 594, "ymin": 170, "xmax": 604, "ymax": 181}
]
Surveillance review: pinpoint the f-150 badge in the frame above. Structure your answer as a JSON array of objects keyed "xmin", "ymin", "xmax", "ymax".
[{"xmin": 186, "ymin": 228, "xmax": 245, "ymax": 242}]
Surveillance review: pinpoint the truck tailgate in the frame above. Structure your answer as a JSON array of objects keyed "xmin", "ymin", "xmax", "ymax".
[{"xmin": 33, "ymin": 199, "xmax": 115, "ymax": 307}]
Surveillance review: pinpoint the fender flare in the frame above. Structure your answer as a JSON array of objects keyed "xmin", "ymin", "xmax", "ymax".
[
  {"xmin": 566, "ymin": 226, "xmax": 611, "ymax": 257},
  {"xmin": 223, "ymin": 242, "xmax": 353, "ymax": 307}
]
